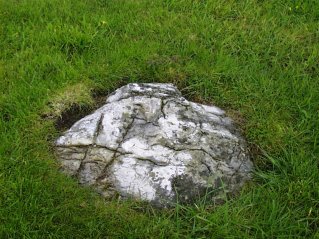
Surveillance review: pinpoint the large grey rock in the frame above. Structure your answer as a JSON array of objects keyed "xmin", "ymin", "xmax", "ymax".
[{"xmin": 55, "ymin": 83, "xmax": 253, "ymax": 207}]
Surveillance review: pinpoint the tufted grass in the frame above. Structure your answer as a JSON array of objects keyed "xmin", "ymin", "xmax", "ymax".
[{"xmin": 1, "ymin": 0, "xmax": 319, "ymax": 238}]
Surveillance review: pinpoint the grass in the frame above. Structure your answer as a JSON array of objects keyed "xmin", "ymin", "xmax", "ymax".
[{"xmin": 0, "ymin": 0, "xmax": 319, "ymax": 238}]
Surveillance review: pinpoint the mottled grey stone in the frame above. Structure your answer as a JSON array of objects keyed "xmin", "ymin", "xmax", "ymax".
[{"xmin": 55, "ymin": 83, "xmax": 253, "ymax": 207}]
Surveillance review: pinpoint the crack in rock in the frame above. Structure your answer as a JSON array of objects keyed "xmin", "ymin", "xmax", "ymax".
[
  {"xmin": 95, "ymin": 114, "xmax": 136, "ymax": 183},
  {"xmin": 55, "ymin": 83, "xmax": 253, "ymax": 207},
  {"xmin": 93, "ymin": 113, "xmax": 104, "ymax": 144}
]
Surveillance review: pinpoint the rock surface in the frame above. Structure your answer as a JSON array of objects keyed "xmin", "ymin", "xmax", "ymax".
[{"xmin": 55, "ymin": 83, "xmax": 253, "ymax": 207}]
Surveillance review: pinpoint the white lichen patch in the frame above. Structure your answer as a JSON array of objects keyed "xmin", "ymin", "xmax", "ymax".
[{"xmin": 55, "ymin": 83, "xmax": 253, "ymax": 207}]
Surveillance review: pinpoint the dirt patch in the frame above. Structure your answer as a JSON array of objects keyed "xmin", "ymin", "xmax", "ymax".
[
  {"xmin": 54, "ymin": 104, "xmax": 94, "ymax": 131},
  {"xmin": 53, "ymin": 88, "xmax": 115, "ymax": 131}
]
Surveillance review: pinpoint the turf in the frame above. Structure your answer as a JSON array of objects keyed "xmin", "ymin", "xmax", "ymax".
[{"xmin": 1, "ymin": 0, "xmax": 319, "ymax": 238}]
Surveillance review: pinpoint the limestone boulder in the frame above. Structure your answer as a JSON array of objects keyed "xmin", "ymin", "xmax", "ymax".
[{"xmin": 55, "ymin": 83, "xmax": 253, "ymax": 207}]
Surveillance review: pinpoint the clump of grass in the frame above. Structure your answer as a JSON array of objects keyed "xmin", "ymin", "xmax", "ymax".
[{"xmin": 43, "ymin": 83, "xmax": 94, "ymax": 119}]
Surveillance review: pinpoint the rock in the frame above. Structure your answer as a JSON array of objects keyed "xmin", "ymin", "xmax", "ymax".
[{"xmin": 55, "ymin": 83, "xmax": 253, "ymax": 207}]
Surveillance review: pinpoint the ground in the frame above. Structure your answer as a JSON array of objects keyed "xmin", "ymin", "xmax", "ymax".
[{"xmin": 0, "ymin": 0, "xmax": 319, "ymax": 238}]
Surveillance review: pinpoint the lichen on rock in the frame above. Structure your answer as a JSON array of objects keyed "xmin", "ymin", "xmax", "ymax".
[{"xmin": 55, "ymin": 83, "xmax": 253, "ymax": 207}]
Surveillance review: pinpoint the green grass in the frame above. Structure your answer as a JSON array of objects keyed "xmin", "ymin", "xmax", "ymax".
[{"xmin": 1, "ymin": 0, "xmax": 319, "ymax": 238}]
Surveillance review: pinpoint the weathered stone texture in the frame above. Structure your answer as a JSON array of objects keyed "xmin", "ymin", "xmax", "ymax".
[{"xmin": 55, "ymin": 83, "xmax": 253, "ymax": 206}]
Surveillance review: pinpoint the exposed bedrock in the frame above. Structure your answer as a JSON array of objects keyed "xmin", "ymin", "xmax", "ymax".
[{"xmin": 55, "ymin": 83, "xmax": 253, "ymax": 207}]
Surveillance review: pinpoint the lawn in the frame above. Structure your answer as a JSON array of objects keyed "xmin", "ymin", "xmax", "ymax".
[{"xmin": 0, "ymin": 0, "xmax": 319, "ymax": 238}]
